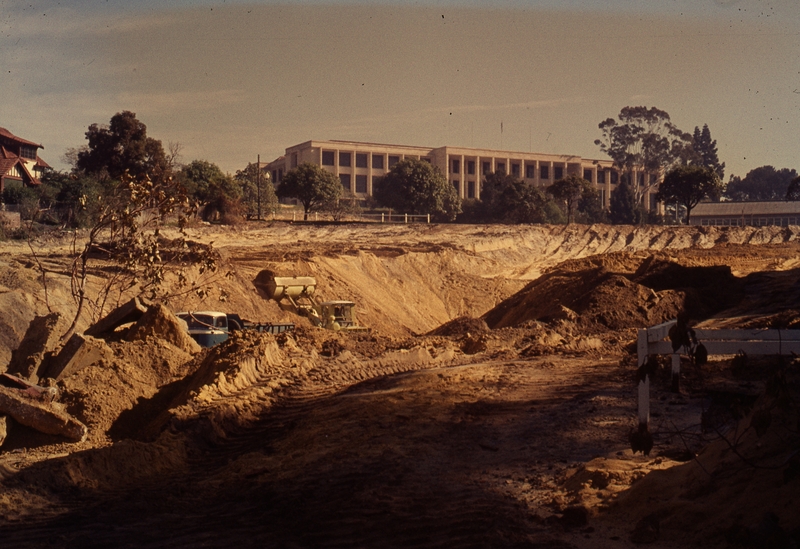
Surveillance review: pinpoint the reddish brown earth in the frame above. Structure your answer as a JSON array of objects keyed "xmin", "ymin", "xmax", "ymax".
[{"xmin": 0, "ymin": 222, "xmax": 797, "ymax": 548}]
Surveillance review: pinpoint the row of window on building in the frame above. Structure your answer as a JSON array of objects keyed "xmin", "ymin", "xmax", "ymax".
[
  {"xmin": 697, "ymin": 217, "xmax": 799, "ymax": 227},
  {"xmin": 321, "ymin": 151, "xmax": 406, "ymax": 170}
]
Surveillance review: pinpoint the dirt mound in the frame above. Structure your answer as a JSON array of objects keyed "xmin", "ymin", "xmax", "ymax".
[
  {"xmin": 427, "ymin": 315, "xmax": 489, "ymax": 337},
  {"xmin": 126, "ymin": 303, "xmax": 201, "ymax": 355},
  {"xmin": 633, "ymin": 255, "xmax": 744, "ymax": 319},
  {"xmin": 54, "ymin": 337, "xmax": 199, "ymax": 445},
  {"xmin": 483, "ymin": 264, "xmax": 685, "ymax": 332},
  {"xmin": 483, "ymin": 254, "xmax": 749, "ymax": 332}
]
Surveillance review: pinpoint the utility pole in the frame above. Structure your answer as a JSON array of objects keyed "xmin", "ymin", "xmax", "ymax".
[{"xmin": 257, "ymin": 154, "xmax": 261, "ymax": 221}]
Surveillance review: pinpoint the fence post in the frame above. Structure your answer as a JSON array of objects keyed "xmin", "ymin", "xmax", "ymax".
[
  {"xmin": 671, "ymin": 353, "xmax": 681, "ymax": 393},
  {"xmin": 636, "ymin": 328, "xmax": 648, "ymax": 368},
  {"xmin": 427, "ymin": 214, "xmax": 430, "ymax": 223},
  {"xmin": 381, "ymin": 213, "xmax": 384, "ymax": 223},
  {"xmin": 404, "ymin": 213, "xmax": 408, "ymax": 223},
  {"xmin": 638, "ymin": 376, "xmax": 650, "ymax": 431}
]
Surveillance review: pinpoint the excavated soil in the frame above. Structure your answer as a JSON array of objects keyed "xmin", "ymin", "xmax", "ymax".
[{"xmin": 0, "ymin": 223, "xmax": 798, "ymax": 548}]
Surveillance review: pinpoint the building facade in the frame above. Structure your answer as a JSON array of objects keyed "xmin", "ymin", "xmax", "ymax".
[
  {"xmin": 0, "ymin": 127, "xmax": 49, "ymax": 194},
  {"xmin": 265, "ymin": 140, "xmax": 661, "ymax": 211}
]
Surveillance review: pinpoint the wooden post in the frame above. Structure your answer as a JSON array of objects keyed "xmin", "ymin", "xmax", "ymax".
[
  {"xmin": 671, "ymin": 353, "xmax": 681, "ymax": 393},
  {"xmin": 638, "ymin": 376, "xmax": 650, "ymax": 431},
  {"xmin": 637, "ymin": 328, "xmax": 649, "ymax": 368}
]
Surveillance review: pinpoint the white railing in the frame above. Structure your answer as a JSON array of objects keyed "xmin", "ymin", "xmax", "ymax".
[
  {"xmin": 635, "ymin": 319, "xmax": 800, "ymax": 432},
  {"xmin": 264, "ymin": 211, "xmax": 431, "ymax": 223}
]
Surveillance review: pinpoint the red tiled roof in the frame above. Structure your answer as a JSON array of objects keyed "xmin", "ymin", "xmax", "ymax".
[
  {"xmin": 0, "ymin": 157, "xmax": 41, "ymax": 186},
  {"xmin": 0, "ymin": 127, "xmax": 43, "ymax": 149},
  {"xmin": 0, "ymin": 158, "xmax": 17, "ymax": 176},
  {"xmin": 1, "ymin": 145, "xmax": 19, "ymax": 160}
]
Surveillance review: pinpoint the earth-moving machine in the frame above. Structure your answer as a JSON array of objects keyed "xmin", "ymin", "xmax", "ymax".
[
  {"xmin": 253, "ymin": 272, "xmax": 368, "ymax": 332},
  {"xmin": 176, "ymin": 311, "xmax": 294, "ymax": 347}
]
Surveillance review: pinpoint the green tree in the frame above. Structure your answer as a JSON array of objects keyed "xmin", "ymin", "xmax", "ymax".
[
  {"xmin": 373, "ymin": 158, "xmax": 461, "ymax": 221},
  {"xmin": 2, "ymin": 183, "xmax": 39, "ymax": 221},
  {"xmin": 39, "ymin": 170, "xmax": 104, "ymax": 228},
  {"xmin": 200, "ymin": 175, "xmax": 242, "ymax": 225},
  {"xmin": 76, "ymin": 111, "xmax": 169, "ymax": 183},
  {"xmin": 235, "ymin": 163, "xmax": 278, "ymax": 220},
  {"xmin": 656, "ymin": 165, "xmax": 722, "ymax": 225},
  {"xmin": 477, "ymin": 172, "xmax": 560, "ymax": 224},
  {"xmin": 609, "ymin": 180, "xmax": 638, "ymax": 225},
  {"xmin": 179, "ymin": 160, "xmax": 242, "ymax": 223},
  {"xmin": 326, "ymin": 190, "xmax": 362, "ymax": 222},
  {"xmin": 725, "ymin": 166, "xmax": 799, "ymax": 201},
  {"xmin": 547, "ymin": 174, "xmax": 588, "ymax": 224},
  {"xmin": 595, "ymin": 106, "xmax": 692, "ymax": 206},
  {"xmin": 576, "ymin": 179, "xmax": 607, "ymax": 224},
  {"xmin": 277, "ymin": 163, "xmax": 342, "ymax": 221},
  {"xmin": 692, "ymin": 124, "xmax": 725, "ymax": 180},
  {"xmin": 179, "ymin": 160, "xmax": 228, "ymax": 204},
  {"xmin": 785, "ymin": 175, "xmax": 800, "ymax": 201}
]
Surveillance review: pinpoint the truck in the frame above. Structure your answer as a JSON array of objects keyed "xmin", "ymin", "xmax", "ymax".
[
  {"xmin": 176, "ymin": 311, "xmax": 294, "ymax": 348},
  {"xmin": 252, "ymin": 272, "xmax": 368, "ymax": 332}
]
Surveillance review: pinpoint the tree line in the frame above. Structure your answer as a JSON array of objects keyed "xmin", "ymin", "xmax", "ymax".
[{"xmin": 4, "ymin": 108, "xmax": 798, "ymax": 231}]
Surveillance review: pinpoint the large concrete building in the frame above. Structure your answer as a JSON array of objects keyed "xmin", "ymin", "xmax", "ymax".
[{"xmin": 264, "ymin": 140, "xmax": 661, "ymax": 210}]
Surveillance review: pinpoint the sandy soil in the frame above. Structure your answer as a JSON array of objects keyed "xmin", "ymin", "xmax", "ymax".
[{"xmin": 0, "ymin": 222, "xmax": 797, "ymax": 548}]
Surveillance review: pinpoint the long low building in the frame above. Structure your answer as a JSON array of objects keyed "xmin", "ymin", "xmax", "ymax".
[
  {"xmin": 264, "ymin": 139, "xmax": 662, "ymax": 211},
  {"xmin": 690, "ymin": 201, "xmax": 800, "ymax": 227}
]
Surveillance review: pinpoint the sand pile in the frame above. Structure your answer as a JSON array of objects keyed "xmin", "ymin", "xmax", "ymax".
[
  {"xmin": 56, "ymin": 306, "xmax": 202, "ymax": 445},
  {"xmin": 482, "ymin": 255, "xmax": 747, "ymax": 333}
]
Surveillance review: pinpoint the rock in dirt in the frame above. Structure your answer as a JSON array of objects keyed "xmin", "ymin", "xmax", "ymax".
[
  {"xmin": 85, "ymin": 297, "xmax": 150, "ymax": 338},
  {"xmin": 5, "ymin": 313, "xmax": 64, "ymax": 384},
  {"xmin": 126, "ymin": 303, "xmax": 201, "ymax": 355},
  {"xmin": 46, "ymin": 333, "xmax": 115, "ymax": 381},
  {"xmin": 0, "ymin": 384, "xmax": 87, "ymax": 442}
]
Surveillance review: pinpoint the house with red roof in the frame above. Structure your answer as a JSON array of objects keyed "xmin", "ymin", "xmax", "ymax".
[{"xmin": 0, "ymin": 127, "xmax": 50, "ymax": 194}]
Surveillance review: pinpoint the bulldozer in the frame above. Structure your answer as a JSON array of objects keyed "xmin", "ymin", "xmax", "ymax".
[{"xmin": 253, "ymin": 271, "xmax": 368, "ymax": 332}]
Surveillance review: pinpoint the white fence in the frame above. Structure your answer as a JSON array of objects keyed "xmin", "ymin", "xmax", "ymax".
[
  {"xmin": 635, "ymin": 319, "xmax": 800, "ymax": 432},
  {"xmin": 263, "ymin": 211, "xmax": 431, "ymax": 223}
]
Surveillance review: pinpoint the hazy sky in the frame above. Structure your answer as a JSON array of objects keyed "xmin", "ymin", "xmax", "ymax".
[{"xmin": 2, "ymin": 0, "xmax": 798, "ymax": 180}]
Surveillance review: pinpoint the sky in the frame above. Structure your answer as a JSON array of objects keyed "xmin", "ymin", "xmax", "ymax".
[{"xmin": 1, "ymin": 0, "xmax": 798, "ymax": 180}]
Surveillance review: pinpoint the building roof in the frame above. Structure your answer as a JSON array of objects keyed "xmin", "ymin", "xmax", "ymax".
[
  {"xmin": 0, "ymin": 127, "xmax": 43, "ymax": 149},
  {"xmin": 692, "ymin": 201, "xmax": 800, "ymax": 217}
]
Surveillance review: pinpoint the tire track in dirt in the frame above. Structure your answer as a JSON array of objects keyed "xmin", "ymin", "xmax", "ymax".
[{"xmin": 0, "ymin": 334, "xmax": 635, "ymax": 548}]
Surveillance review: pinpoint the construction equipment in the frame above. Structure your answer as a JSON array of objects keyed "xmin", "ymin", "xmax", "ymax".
[
  {"xmin": 253, "ymin": 272, "xmax": 368, "ymax": 332},
  {"xmin": 176, "ymin": 311, "xmax": 294, "ymax": 347}
]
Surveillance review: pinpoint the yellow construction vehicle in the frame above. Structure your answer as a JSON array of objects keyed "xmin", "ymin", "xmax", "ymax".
[{"xmin": 253, "ymin": 272, "xmax": 368, "ymax": 332}]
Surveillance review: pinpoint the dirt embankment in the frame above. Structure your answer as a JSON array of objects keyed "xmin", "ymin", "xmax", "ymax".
[
  {"xmin": 1, "ymin": 224, "xmax": 796, "ymax": 360},
  {"xmin": 0, "ymin": 223, "xmax": 798, "ymax": 548}
]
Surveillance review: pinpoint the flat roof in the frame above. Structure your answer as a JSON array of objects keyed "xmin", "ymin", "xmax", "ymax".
[{"xmin": 692, "ymin": 201, "xmax": 800, "ymax": 216}]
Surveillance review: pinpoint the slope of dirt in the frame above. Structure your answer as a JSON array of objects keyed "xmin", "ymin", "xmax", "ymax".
[{"xmin": 1, "ymin": 224, "xmax": 798, "ymax": 354}]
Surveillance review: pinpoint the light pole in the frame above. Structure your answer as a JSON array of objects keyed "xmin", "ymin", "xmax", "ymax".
[{"xmin": 257, "ymin": 154, "xmax": 261, "ymax": 221}]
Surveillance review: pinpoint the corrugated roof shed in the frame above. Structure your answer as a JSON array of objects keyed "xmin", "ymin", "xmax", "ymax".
[{"xmin": 692, "ymin": 201, "xmax": 800, "ymax": 216}]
